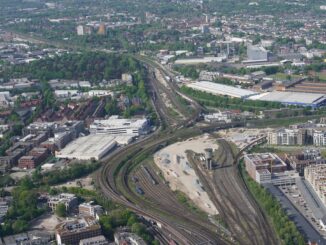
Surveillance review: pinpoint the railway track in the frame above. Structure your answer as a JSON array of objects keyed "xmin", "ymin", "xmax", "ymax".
[
  {"xmin": 187, "ymin": 139, "xmax": 279, "ymax": 245},
  {"xmin": 214, "ymin": 140, "xmax": 278, "ymax": 245},
  {"xmin": 97, "ymin": 55, "xmax": 279, "ymax": 245}
]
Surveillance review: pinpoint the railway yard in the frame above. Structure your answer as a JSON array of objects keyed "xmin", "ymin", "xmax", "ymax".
[{"xmin": 96, "ymin": 57, "xmax": 279, "ymax": 245}]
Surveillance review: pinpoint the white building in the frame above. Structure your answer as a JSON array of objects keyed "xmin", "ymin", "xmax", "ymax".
[
  {"xmin": 313, "ymin": 130, "xmax": 326, "ymax": 146},
  {"xmin": 0, "ymin": 92, "xmax": 13, "ymax": 108},
  {"xmin": 76, "ymin": 25, "xmax": 92, "ymax": 36},
  {"xmin": 204, "ymin": 111, "xmax": 232, "ymax": 123},
  {"xmin": 55, "ymin": 90, "xmax": 80, "ymax": 98},
  {"xmin": 77, "ymin": 25, "xmax": 85, "ymax": 36},
  {"xmin": 89, "ymin": 116, "xmax": 149, "ymax": 137},
  {"xmin": 187, "ymin": 81, "xmax": 258, "ymax": 99},
  {"xmin": 79, "ymin": 235, "xmax": 108, "ymax": 245},
  {"xmin": 48, "ymin": 193, "xmax": 78, "ymax": 212},
  {"xmin": 114, "ymin": 231, "xmax": 146, "ymax": 245},
  {"xmin": 56, "ymin": 134, "xmax": 117, "ymax": 160},
  {"xmin": 79, "ymin": 202, "xmax": 103, "ymax": 219},
  {"xmin": 175, "ymin": 56, "xmax": 226, "ymax": 65},
  {"xmin": 121, "ymin": 73, "xmax": 133, "ymax": 84},
  {"xmin": 256, "ymin": 169, "xmax": 272, "ymax": 184}
]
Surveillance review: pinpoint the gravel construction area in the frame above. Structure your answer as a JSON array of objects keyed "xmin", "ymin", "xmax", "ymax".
[
  {"xmin": 154, "ymin": 134, "xmax": 219, "ymax": 215},
  {"xmin": 218, "ymin": 128, "xmax": 271, "ymax": 149}
]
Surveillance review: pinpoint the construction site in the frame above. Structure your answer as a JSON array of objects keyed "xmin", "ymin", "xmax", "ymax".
[{"xmin": 154, "ymin": 134, "xmax": 219, "ymax": 215}]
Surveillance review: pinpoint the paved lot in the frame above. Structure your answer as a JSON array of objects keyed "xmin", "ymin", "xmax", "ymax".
[
  {"xmin": 264, "ymin": 184, "xmax": 326, "ymax": 244},
  {"xmin": 296, "ymin": 178, "xmax": 326, "ymax": 220}
]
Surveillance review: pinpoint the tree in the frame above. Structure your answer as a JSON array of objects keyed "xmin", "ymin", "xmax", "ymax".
[
  {"xmin": 131, "ymin": 223, "xmax": 146, "ymax": 236},
  {"xmin": 55, "ymin": 203, "xmax": 67, "ymax": 217},
  {"xmin": 12, "ymin": 220, "xmax": 28, "ymax": 233}
]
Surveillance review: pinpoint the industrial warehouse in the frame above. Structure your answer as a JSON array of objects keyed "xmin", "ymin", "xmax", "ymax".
[
  {"xmin": 55, "ymin": 135, "xmax": 117, "ymax": 160},
  {"xmin": 187, "ymin": 81, "xmax": 326, "ymax": 108},
  {"xmin": 249, "ymin": 91, "xmax": 326, "ymax": 108},
  {"xmin": 187, "ymin": 81, "xmax": 258, "ymax": 98}
]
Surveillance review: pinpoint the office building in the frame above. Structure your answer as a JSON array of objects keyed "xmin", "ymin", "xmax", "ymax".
[
  {"xmin": 48, "ymin": 193, "xmax": 78, "ymax": 212},
  {"xmin": 79, "ymin": 202, "xmax": 103, "ymax": 218},
  {"xmin": 79, "ymin": 235, "xmax": 108, "ymax": 245},
  {"xmin": 244, "ymin": 153, "xmax": 287, "ymax": 183},
  {"xmin": 77, "ymin": 25, "xmax": 92, "ymax": 36},
  {"xmin": 55, "ymin": 216, "xmax": 102, "ymax": 245},
  {"xmin": 247, "ymin": 45, "xmax": 270, "ymax": 62}
]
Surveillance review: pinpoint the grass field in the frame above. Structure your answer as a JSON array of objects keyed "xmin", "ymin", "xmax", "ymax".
[{"xmin": 271, "ymin": 73, "xmax": 302, "ymax": 80}]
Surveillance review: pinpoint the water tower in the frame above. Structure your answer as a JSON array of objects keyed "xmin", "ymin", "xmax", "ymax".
[{"xmin": 204, "ymin": 148, "xmax": 213, "ymax": 170}]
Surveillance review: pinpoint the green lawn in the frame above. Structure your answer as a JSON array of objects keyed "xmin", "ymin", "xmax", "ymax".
[{"xmin": 271, "ymin": 73, "xmax": 302, "ymax": 80}]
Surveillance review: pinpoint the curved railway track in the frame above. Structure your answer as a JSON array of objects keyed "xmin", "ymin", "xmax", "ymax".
[{"xmin": 97, "ymin": 56, "xmax": 279, "ymax": 245}]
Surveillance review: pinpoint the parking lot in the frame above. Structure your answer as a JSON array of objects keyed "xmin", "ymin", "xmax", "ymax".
[
  {"xmin": 265, "ymin": 183, "xmax": 326, "ymax": 244},
  {"xmin": 279, "ymin": 183, "xmax": 326, "ymax": 239}
]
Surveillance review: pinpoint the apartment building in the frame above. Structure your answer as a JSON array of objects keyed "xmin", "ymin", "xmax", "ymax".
[{"xmin": 304, "ymin": 165, "xmax": 326, "ymax": 208}]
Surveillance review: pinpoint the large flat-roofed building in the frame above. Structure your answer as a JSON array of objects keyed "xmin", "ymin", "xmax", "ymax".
[
  {"xmin": 55, "ymin": 216, "xmax": 102, "ymax": 245},
  {"xmin": 174, "ymin": 56, "xmax": 226, "ymax": 65},
  {"xmin": 56, "ymin": 135, "xmax": 117, "ymax": 160},
  {"xmin": 79, "ymin": 235, "xmax": 108, "ymax": 245},
  {"xmin": 187, "ymin": 81, "xmax": 258, "ymax": 99},
  {"xmin": 247, "ymin": 45, "xmax": 270, "ymax": 62},
  {"xmin": 89, "ymin": 116, "xmax": 149, "ymax": 137},
  {"xmin": 48, "ymin": 193, "xmax": 78, "ymax": 212},
  {"xmin": 244, "ymin": 153, "xmax": 287, "ymax": 183},
  {"xmin": 248, "ymin": 91, "xmax": 326, "ymax": 108},
  {"xmin": 304, "ymin": 165, "xmax": 326, "ymax": 208},
  {"xmin": 2, "ymin": 231, "xmax": 53, "ymax": 245}
]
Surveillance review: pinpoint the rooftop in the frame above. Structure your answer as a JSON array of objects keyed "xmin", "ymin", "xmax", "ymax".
[
  {"xmin": 56, "ymin": 216, "xmax": 100, "ymax": 235},
  {"xmin": 248, "ymin": 91, "xmax": 326, "ymax": 106},
  {"xmin": 187, "ymin": 81, "xmax": 258, "ymax": 98},
  {"xmin": 56, "ymin": 134, "xmax": 116, "ymax": 160},
  {"xmin": 91, "ymin": 116, "xmax": 147, "ymax": 128}
]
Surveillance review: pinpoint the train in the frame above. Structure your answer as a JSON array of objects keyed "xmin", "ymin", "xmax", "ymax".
[
  {"xmin": 142, "ymin": 166, "xmax": 158, "ymax": 185},
  {"xmin": 131, "ymin": 176, "xmax": 139, "ymax": 183},
  {"xmin": 135, "ymin": 186, "xmax": 144, "ymax": 195}
]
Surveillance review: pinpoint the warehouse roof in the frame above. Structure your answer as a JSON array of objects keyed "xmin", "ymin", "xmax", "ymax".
[
  {"xmin": 187, "ymin": 81, "xmax": 258, "ymax": 98},
  {"xmin": 56, "ymin": 134, "xmax": 116, "ymax": 160},
  {"xmin": 248, "ymin": 91, "xmax": 326, "ymax": 107}
]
